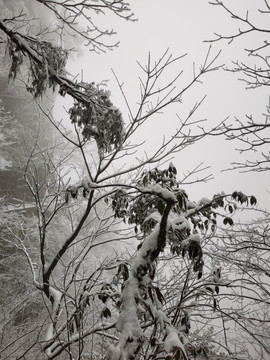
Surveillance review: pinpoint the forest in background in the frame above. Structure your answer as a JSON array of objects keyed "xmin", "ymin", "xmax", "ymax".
[{"xmin": 0, "ymin": 1, "xmax": 270, "ymax": 359}]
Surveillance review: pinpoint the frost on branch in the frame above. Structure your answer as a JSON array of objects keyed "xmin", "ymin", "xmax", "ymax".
[
  {"xmin": 107, "ymin": 164, "xmax": 261, "ymax": 359},
  {"xmin": 110, "ymin": 188, "xmax": 175, "ymax": 359},
  {"xmin": 69, "ymin": 83, "xmax": 125, "ymax": 154},
  {"xmin": 1, "ymin": 19, "xmax": 125, "ymax": 151},
  {"xmin": 139, "ymin": 184, "xmax": 177, "ymax": 203},
  {"xmin": 164, "ymin": 327, "xmax": 188, "ymax": 360},
  {"xmin": 7, "ymin": 38, "xmax": 68, "ymax": 97},
  {"xmin": 110, "ymin": 184, "xmax": 189, "ymax": 359},
  {"xmin": 44, "ymin": 286, "xmax": 62, "ymax": 355},
  {"xmin": 65, "ymin": 178, "xmax": 97, "ymax": 203}
]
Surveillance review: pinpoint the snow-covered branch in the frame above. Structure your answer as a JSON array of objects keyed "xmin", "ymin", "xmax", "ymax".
[{"xmin": 108, "ymin": 197, "xmax": 177, "ymax": 359}]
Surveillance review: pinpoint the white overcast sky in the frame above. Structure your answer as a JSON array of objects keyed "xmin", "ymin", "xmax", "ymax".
[{"xmin": 55, "ymin": 0, "xmax": 270, "ymax": 211}]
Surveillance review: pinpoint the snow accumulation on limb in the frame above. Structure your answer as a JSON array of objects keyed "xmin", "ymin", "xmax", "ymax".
[
  {"xmin": 44, "ymin": 286, "xmax": 62, "ymax": 356},
  {"xmin": 0, "ymin": 19, "xmax": 95, "ymax": 104},
  {"xmin": 138, "ymin": 184, "xmax": 177, "ymax": 203},
  {"xmin": 108, "ymin": 191, "xmax": 176, "ymax": 360},
  {"xmin": 107, "ymin": 184, "xmax": 216, "ymax": 359},
  {"xmin": 65, "ymin": 177, "xmax": 98, "ymax": 203},
  {"xmin": 164, "ymin": 326, "xmax": 189, "ymax": 360},
  {"xmin": 109, "ymin": 217, "xmax": 189, "ymax": 359},
  {"xmin": 110, "ymin": 227, "xmax": 161, "ymax": 360}
]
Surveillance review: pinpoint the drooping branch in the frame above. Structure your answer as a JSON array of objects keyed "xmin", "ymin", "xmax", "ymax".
[
  {"xmin": 0, "ymin": 18, "xmax": 94, "ymax": 103},
  {"xmin": 0, "ymin": 18, "xmax": 126, "ymax": 155}
]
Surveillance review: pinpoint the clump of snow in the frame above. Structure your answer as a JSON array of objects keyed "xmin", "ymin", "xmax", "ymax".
[
  {"xmin": 44, "ymin": 286, "xmax": 63, "ymax": 352},
  {"xmin": 198, "ymin": 197, "xmax": 212, "ymax": 206},
  {"xmin": 169, "ymin": 214, "xmax": 191, "ymax": 232},
  {"xmin": 156, "ymin": 310, "xmax": 170, "ymax": 332},
  {"xmin": 139, "ymin": 184, "xmax": 176, "ymax": 203},
  {"xmin": 164, "ymin": 327, "xmax": 187, "ymax": 358},
  {"xmin": 180, "ymin": 239, "xmax": 189, "ymax": 248},
  {"xmin": 132, "ymin": 227, "xmax": 159, "ymax": 270},
  {"xmin": 186, "ymin": 201, "xmax": 196, "ymax": 209},
  {"xmin": 188, "ymin": 233, "xmax": 201, "ymax": 243},
  {"xmin": 186, "ymin": 197, "xmax": 213, "ymax": 217},
  {"xmin": 181, "ymin": 234, "xmax": 201, "ymax": 251},
  {"xmin": 116, "ymin": 276, "xmax": 143, "ymax": 348},
  {"xmin": 143, "ymin": 211, "xmax": 161, "ymax": 224}
]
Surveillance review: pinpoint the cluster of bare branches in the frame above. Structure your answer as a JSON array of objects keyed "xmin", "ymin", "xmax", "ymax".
[
  {"xmin": 1, "ymin": 0, "xmax": 135, "ymax": 53},
  {"xmin": 218, "ymin": 106, "xmax": 270, "ymax": 172},
  {"xmin": 208, "ymin": 0, "xmax": 270, "ymax": 172},
  {"xmin": 209, "ymin": 0, "xmax": 270, "ymax": 88},
  {"xmin": 38, "ymin": 0, "xmax": 136, "ymax": 52}
]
